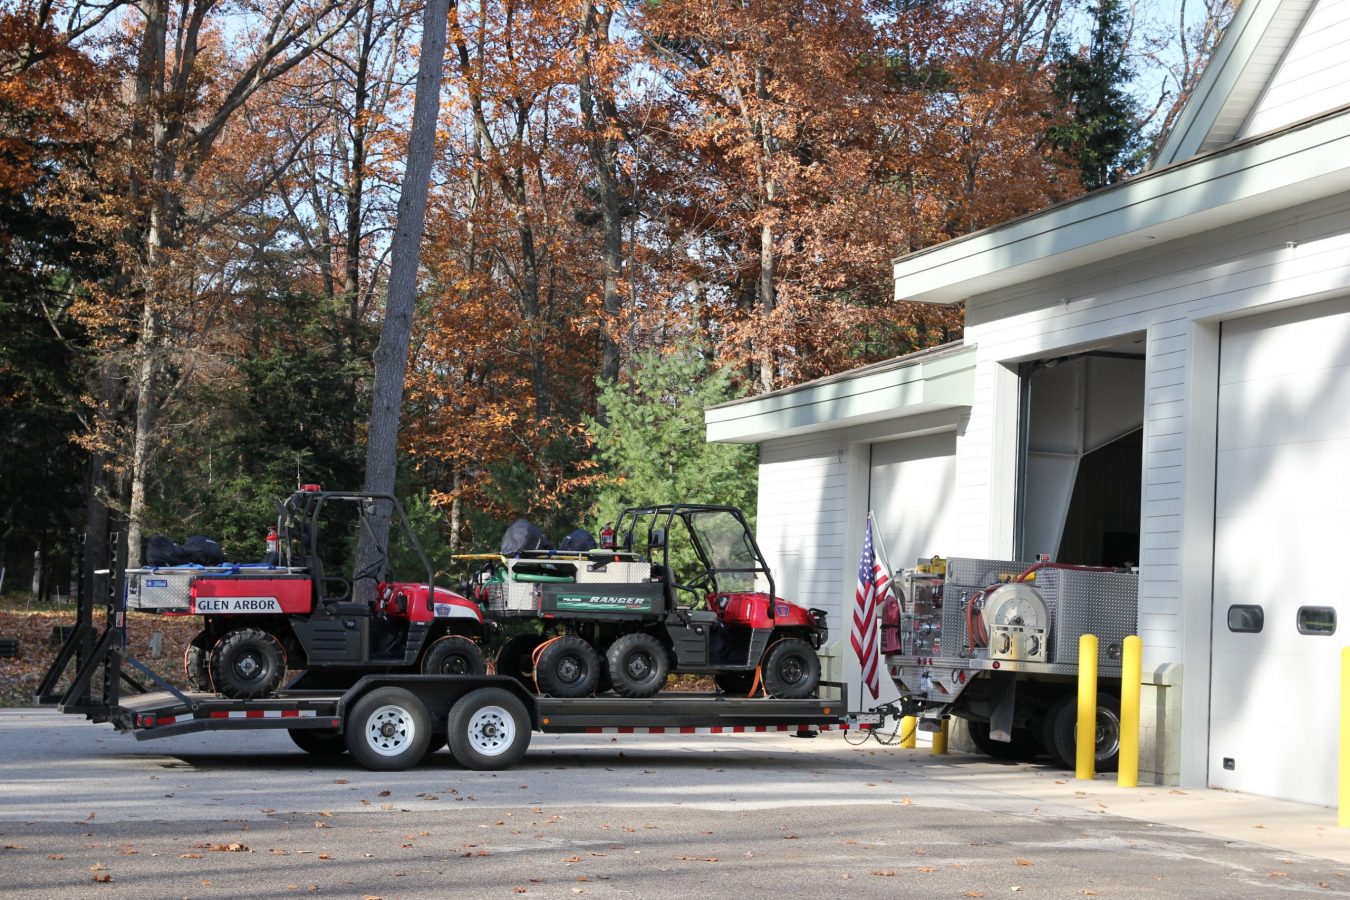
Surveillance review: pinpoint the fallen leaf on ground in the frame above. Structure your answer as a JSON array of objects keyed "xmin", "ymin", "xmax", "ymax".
[
  {"xmin": 1268, "ymin": 872, "xmax": 1288, "ymax": 878},
  {"xmin": 899, "ymin": 797, "xmax": 913, "ymax": 806},
  {"xmin": 871, "ymin": 870, "xmax": 896, "ymax": 877},
  {"xmin": 47, "ymin": 854, "xmax": 63, "ymax": 860},
  {"xmin": 963, "ymin": 891, "xmax": 984, "ymax": 898},
  {"xmin": 916, "ymin": 866, "xmax": 936, "ymax": 873},
  {"xmin": 1015, "ymin": 858, "xmax": 1034, "ymax": 867},
  {"xmin": 178, "ymin": 853, "xmax": 202, "ymax": 859},
  {"xmin": 92, "ymin": 872, "xmax": 112, "ymax": 883}
]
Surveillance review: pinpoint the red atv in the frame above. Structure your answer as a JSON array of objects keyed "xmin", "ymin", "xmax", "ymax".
[
  {"xmin": 469, "ymin": 504, "xmax": 828, "ymax": 699},
  {"xmin": 126, "ymin": 487, "xmax": 486, "ymax": 699}
]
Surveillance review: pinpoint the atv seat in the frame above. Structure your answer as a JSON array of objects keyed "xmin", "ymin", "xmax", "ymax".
[{"xmin": 323, "ymin": 601, "xmax": 371, "ymax": 617}]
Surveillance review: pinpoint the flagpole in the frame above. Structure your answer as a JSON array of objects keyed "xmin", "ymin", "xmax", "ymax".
[{"xmin": 869, "ymin": 511, "xmax": 898, "ymax": 603}]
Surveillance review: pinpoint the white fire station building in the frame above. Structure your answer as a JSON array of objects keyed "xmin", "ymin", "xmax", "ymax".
[{"xmin": 705, "ymin": 0, "xmax": 1350, "ymax": 805}]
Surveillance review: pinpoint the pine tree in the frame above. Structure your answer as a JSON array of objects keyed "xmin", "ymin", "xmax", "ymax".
[{"xmin": 1048, "ymin": 0, "xmax": 1148, "ymax": 190}]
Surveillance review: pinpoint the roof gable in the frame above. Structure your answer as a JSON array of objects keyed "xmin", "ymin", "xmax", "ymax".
[{"xmin": 1154, "ymin": 0, "xmax": 1319, "ymax": 166}]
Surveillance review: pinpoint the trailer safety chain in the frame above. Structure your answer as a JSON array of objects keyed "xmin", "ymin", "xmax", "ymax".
[{"xmin": 843, "ymin": 715, "xmax": 911, "ymax": 746}]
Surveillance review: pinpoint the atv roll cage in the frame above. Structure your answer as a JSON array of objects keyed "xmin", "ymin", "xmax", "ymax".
[
  {"xmin": 613, "ymin": 504, "xmax": 777, "ymax": 613},
  {"xmin": 278, "ymin": 489, "xmax": 436, "ymax": 605}
]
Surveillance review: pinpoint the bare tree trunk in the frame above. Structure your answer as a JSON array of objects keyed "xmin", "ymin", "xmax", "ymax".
[
  {"xmin": 577, "ymin": 2, "xmax": 624, "ymax": 396},
  {"xmin": 355, "ymin": 0, "xmax": 449, "ymax": 588},
  {"xmin": 753, "ymin": 63, "xmax": 776, "ymax": 394}
]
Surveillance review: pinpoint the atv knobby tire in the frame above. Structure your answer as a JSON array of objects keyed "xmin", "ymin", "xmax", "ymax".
[
  {"xmin": 184, "ymin": 632, "xmax": 212, "ymax": 692},
  {"xmin": 208, "ymin": 627, "xmax": 285, "ymax": 699},
  {"xmin": 534, "ymin": 635, "xmax": 600, "ymax": 698},
  {"xmin": 605, "ymin": 633, "xmax": 670, "ymax": 698},
  {"xmin": 761, "ymin": 638, "xmax": 821, "ymax": 699},
  {"xmin": 421, "ymin": 635, "xmax": 488, "ymax": 676}
]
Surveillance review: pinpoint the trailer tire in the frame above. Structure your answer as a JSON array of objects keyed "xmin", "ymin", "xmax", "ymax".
[
  {"xmin": 208, "ymin": 628, "xmax": 286, "ymax": 699},
  {"xmin": 288, "ymin": 727, "xmax": 347, "ymax": 757},
  {"xmin": 421, "ymin": 636, "xmax": 488, "ymax": 676},
  {"xmin": 761, "ymin": 638, "xmax": 821, "ymax": 699},
  {"xmin": 447, "ymin": 687, "xmax": 531, "ymax": 770},
  {"xmin": 534, "ymin": 635, "xmax": 600, "ymax": 698},
  {"xmin": 346, "ymin": 687, "xmax": 432, "ymax": 771},
  {"xmin": 184, "ymin": 635, "xmax": 211, "ymax": 692},
  {"xmin": 966, "ymin": 720, "xmax": 1043, "ymax": 761},
  {"xmin": 495, "ymin": 634, "xmax": 544, "ymax": 688},
  {"xmin": 605, "ymin": 633, "xmax": 670, "ymax": 698},
  {"xmin": 1050, "ymin": 692, "xmax": 1121, "ymax": 773}
]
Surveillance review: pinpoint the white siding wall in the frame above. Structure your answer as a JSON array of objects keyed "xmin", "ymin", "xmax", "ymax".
[
  {"xmin": 962, "ymin": 191, "xmax": 1350, "ymax": 686},
  {"xmin": 756, "ymin": 434, "xmax": 848, "ymax": 675},
  {"xmin": 1240, "ymin": 0, "xmax": 1350, "ymax": 140}
]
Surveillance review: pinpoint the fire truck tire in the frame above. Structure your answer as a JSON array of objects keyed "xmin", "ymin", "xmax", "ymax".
[
  {"xmin": 184, "ymin": 638, "xmax": 211, "ymax": 692},
  {"xmin": 1040, "ymin": 696, "xmax": 1075, "ymax": 768},
  {"xmin": 288, "ymin": 727, "xmax": 347, "ymax": 757},
  {"xmin": 714, "ymin": 671, "xmax": 757, "ymax": 696},
  {"xmin": 346, "ymin": 687, "xmax": 432, "ymax": 771},
  {"xmin": 447, "ymin": 687, "xmax": 531, "ymax": 770},
  {"xmin": 421, "ymin": 636, "xmax": 488, "ymax": 676},
  {"xmin": 762, "ymin": 638, "xmax": 821, "ymax": 699},
  {"xmin": 208, "ymin": 628, "xmax": 286, "ymax": 699},
  {"xmin": 495, "ymin": 634, "xmax": 544, "ymax": 688},
  {"xmin": 605, "ymin": 633, "xmax": 670, "ymax": 698},
  {"xmin": 966, "ymin": 720, "xmax": 1043, "ymax": 761},
  {"xmin": 534, "ymin": 635, "xmax": 601, "ymax": 698},
  {"xmin": 1050, "ymin": 692, "xmax": 1121, "ymax": 773}
]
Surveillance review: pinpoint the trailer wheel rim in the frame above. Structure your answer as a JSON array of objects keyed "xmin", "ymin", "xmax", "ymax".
[
  {"xmin": 363, "ymin": 704, "xmax": 417, "ymax": 757},
  {"xmin": 465, "ymin": 705, "xmax": 515, "ymax": 757}
]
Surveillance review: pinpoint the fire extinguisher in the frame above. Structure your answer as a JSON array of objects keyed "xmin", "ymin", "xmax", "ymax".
[
  {"xmin": 599, "ymin": 522, "xmax": 615, "ymax": 550},
  {"xmin": 265, "ymin": 526, "xmax": 279, "ymax": 565}
]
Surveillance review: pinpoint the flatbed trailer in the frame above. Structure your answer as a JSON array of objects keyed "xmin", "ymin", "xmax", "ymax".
[{"xmin": 37, "ymin": 536, "xmax": 870, "ymax": 771}]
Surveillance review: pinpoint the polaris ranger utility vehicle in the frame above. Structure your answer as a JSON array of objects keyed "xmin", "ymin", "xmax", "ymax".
[
  {"xmin": 124, "ymin": 486, "xmax": 486, "ymax": 699},
  {"xmin": 466, "ymin": 504, "xmax": 828, "ymax": 700}
]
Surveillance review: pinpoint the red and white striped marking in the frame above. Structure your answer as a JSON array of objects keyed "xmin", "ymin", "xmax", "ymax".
[
  {"xmin": 580, "ymin": 723, "xmax": 869, "ymax": 735},
  {"xmin": 205, "ymin": 709, "xmax": 319, "ymax": 720},
  {"xmin": 142, "ymin": 709, "xmax": 321, "ymax": 728}
]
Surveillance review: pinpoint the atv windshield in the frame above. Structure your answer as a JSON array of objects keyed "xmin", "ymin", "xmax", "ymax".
[{"xmin": 685, "ymin": 509, "xmax": 761, "ymax": 593}]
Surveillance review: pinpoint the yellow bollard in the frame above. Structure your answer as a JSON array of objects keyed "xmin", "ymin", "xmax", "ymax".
[
  {"xmin": 1118, "ymin": 635, "xmax": 1142, "ymax": 788},
  {"xmin": 931, "ymin": 719, "xmax": 949, "ymax": 755},
  {"xmin": 1340, "ymin": 648, "xmax": 1350, "ymax": 828},
  {"xmin": 901, "ymin": 716, "xmax": 917, "ymax": 749},
  {"xmin": 1077, "ymin": 633, "xmax": 1098, "ymax": 780}
]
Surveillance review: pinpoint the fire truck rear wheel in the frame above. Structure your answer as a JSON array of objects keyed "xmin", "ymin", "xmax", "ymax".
[
  {"xmin": 288, "ymin": 727, "xmax": 347, "ymax": 757},
  {"xmin": 1040, "ymin": 696, "xmax": 1075, "ymax": 768},
  {"xmin": 346, "ymin": 687, "xmax": 432, "ymax": 771},
  {"xmin": 534, "ymin": 635, "xmax": 600, "ymax": 698},
  {"xmin": 762, "ymin": 638, "xmax": 821, "ymax": 699},
  {"xmin": 184, "ymin": 637, "xmax": 211, "ymax": 692},
  {"xmin": 966, "ymin": 719, "xmax": 1043, "ymax": 761},
  {"xmin": 447, "ymin": 687, "xmax": 531, "ymax": 770},
  {"xmin": 605, "ymin": 633, "xmax": 670, "ymax": 698},
  {"xmin": 421, "ymin": 635, "xmax": 488, "ymax": 676},
  {"xmin": 208, "ymin": 628, "xmax": 286, "ymax": 699},
  {"xmin": 1050, "ymin": 692, "xmax": 1121, "ymax": 773}
]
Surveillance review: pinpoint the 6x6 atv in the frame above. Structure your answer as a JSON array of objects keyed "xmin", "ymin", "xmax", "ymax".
[{"xmin": 465, "ymin": 504, "xmax": 827, "ymax": 700}]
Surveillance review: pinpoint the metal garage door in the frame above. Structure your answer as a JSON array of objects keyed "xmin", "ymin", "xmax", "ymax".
[
  {"xmin": 1209, "ymin": 297, "xmax": 1350, "ymax": 805},
  {"xmin": 869, "ymin": 432, "xmax": 957, "ymax": 569}
]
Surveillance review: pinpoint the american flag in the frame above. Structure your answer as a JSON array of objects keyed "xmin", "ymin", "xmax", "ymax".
[{"xmin": 852, "ymin": 518, "xmax": 882, "ymax": 701}]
